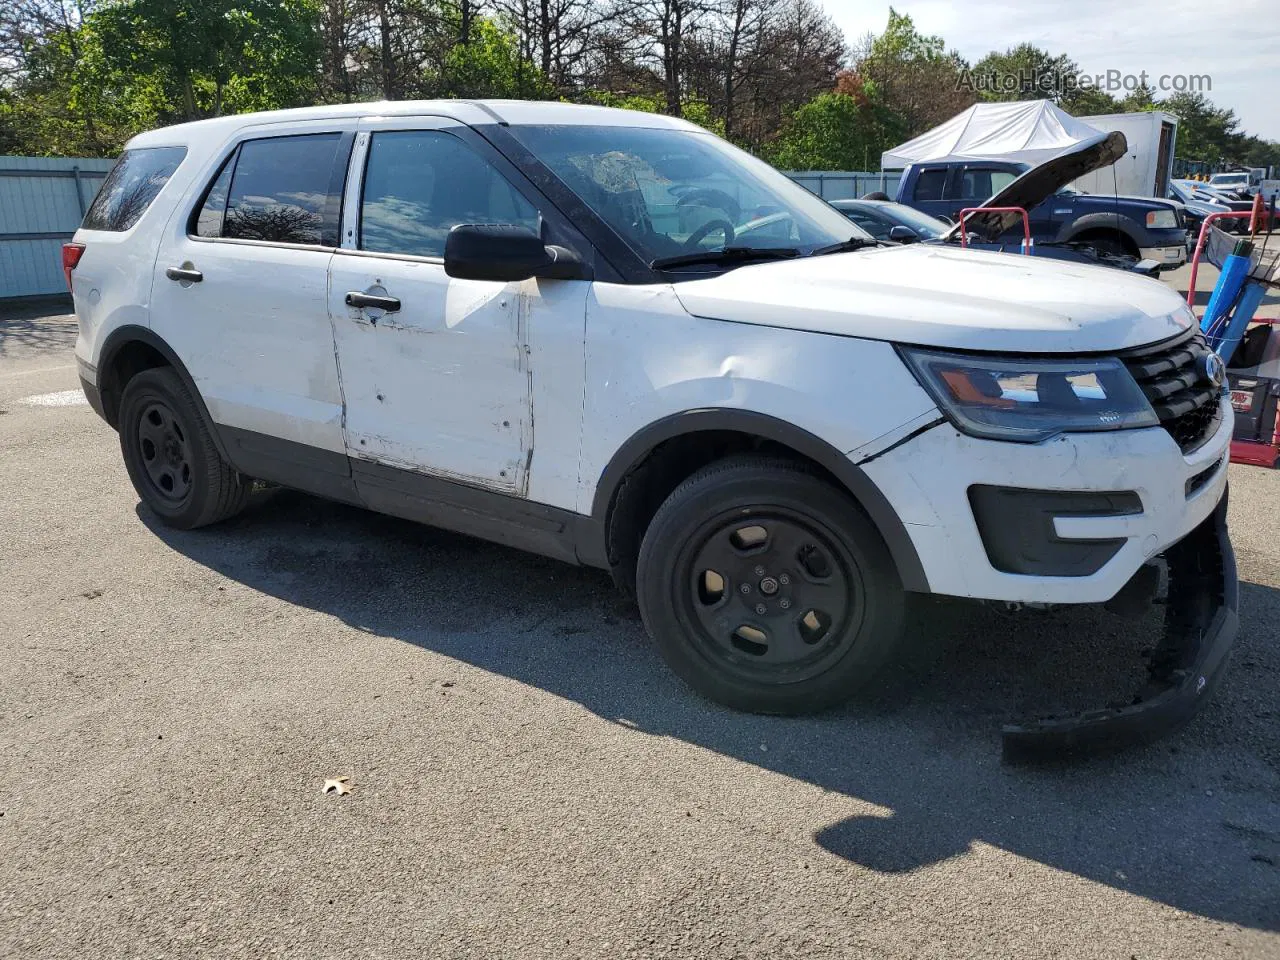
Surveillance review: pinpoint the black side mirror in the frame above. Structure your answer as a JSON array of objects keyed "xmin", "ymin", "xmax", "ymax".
[
  {"xmin": 444, "ymin": 223, "xmax": 590, "ymax": 282},
  {"xmin": 888, "ymin": 224, "xmax": 918, "ymax": 244}
]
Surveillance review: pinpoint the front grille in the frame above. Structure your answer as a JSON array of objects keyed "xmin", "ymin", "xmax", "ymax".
[{"xmin": 1121, "ymin": 328, "xmax": 1222, "ymax": 453}]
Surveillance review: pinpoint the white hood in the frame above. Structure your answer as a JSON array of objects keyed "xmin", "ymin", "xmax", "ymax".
[{"xmin": 672, "ymin": 244, "xmax": 1196, "ymax": 354}]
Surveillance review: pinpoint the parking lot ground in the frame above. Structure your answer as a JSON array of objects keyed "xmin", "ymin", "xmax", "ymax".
[{"xmin": 2, "ymin": 308, "xmax": 1279, "ymax": 959}]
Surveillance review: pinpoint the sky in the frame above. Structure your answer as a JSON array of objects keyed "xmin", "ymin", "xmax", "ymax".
[{"xmin": 824, "ymin": 0, "xmax": 1280, "ymax": 142}]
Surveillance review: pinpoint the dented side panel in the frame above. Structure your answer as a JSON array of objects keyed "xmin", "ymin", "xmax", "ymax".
[
  {"xmin": 327, "ymin": 253, "xmax": 578, "ymax": 495},
  {"xmin": 575, "ymin": 282, "xmax": 940, "ymax": 516}
]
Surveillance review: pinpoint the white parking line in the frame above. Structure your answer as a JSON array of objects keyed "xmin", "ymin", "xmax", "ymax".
[
  {"xmin": 0, "ymin": 364, "xmax": 76, "ymax": 380},
  {"xmin": 18, "ymin": 389, "xmax": 88, "ymax": 407}
]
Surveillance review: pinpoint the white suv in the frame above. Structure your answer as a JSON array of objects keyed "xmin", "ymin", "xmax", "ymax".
[{"xmin": 69, "ymin": 100, "xmax": 1238, "ymax": 760}]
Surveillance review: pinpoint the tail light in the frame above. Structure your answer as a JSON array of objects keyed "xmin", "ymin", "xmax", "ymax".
[{"xmin": 62, "ymin": 242, "xmax": 86, "ymax": 292}]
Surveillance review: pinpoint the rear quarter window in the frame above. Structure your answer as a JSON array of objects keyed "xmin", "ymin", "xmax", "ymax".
[{"xmin": 82, "ymin": 146, "xmax": 186, "ymax": 232}]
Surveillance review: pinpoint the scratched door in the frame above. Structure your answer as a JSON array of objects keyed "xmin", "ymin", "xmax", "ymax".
[{"xmin": 327, "ymin": 121, "xmax": 536, "ymax": 495}]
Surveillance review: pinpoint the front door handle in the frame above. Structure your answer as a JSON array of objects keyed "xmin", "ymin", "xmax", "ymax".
[
  {"xmin": 165, "ymin": 265, "xmax": 203, "ymax": 283},
  {"xmin": 345, "ymin": 291, "xmax": 401, "ymax": 312}
]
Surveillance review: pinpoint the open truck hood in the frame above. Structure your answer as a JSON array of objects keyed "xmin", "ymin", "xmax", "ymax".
[
  {"xmin": 944, "ymin": 130, "xmax": 1129, "ymax": 242},
  {"xmin": 672, "ymin": 241, "xmax": 1196, "ymax": 354}
]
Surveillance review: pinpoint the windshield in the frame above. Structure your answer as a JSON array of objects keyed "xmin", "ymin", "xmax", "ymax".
[
  {"xmin": 1211, "ymin": 174, "xmax": 1247, "ymax": 185},
  {"xmin": 508, "ymin": 124, "xmax": 870, "ymax": 266}
]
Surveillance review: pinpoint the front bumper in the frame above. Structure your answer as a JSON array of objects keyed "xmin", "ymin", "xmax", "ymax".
[
  {"xmin": 860, "ymin": 400, "xmax": 1237, "ymax": 761},
  {"xmin": 1002, "ymin": 491, "xmax": 1238, "ymax": 762},
  {"xmin": 1139, "ymin": 243, "xmax": 1187, "ymax": 267},
  {"xmin": 861, "ymin": 397, "xmax": 1233, "ymax": 604}
]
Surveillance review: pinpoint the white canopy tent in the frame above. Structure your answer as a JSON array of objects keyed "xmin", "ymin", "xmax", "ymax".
[{"xmin": 881, "ymin": 100, "xmax": 1107, "ymax": 170}]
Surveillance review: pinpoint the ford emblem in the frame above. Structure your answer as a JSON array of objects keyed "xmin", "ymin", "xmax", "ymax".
[{"xmin": 1198, "ymin": 351, "xmax": 1226, "ymax": 392}]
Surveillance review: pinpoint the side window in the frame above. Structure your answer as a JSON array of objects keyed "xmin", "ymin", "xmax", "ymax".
[
  {"xmin": 913, "ymin": 168, "xmax": 947, "ymax": 202},
  {"xmin": 360, "ymin": 130, "xmax": 540, "ymax": 258},
  {"xmin": 988, "ymin": 170, "xmax": 1017, "ymax": 195},
  {"xmin": 82, "ymin": 146, "xmax": 186, "ymax": 232},
  {"xmin": 952, "ymin": 168, "xmax": 1018, "ymax": 201},
  {"xmin": 218, "ymin": 133, "xmax": 347, "ymax": 246}
]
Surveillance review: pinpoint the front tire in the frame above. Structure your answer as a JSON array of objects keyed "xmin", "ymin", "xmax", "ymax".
[
  {"xmin": 118, "ymin": 367, "xmax": 249, "ymax": 529},
  {"xmin": 635, "ymin": 457, "xmax": 905, "ymax": 714}
]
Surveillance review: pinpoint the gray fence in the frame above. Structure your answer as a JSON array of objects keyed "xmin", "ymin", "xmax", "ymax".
[
  {"xmin": 1, "ymin": 156, "xmax": 115, "ymax": 299},
  {"xmin": 783, "ymin": 170, "xmax": 901, "ymax": 201}
]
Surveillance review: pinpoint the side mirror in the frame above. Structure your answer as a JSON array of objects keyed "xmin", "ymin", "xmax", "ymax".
[
  {"xmin": 444, "ymin": 223, "xmax": 591, "ymax": 282},
  {"xmin": 888, "ymin": 224, "xmax": 918, "ymax": 244}
]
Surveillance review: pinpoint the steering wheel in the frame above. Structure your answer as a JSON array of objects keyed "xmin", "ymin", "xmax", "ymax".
[
  {"xmin": 676, "ymin": 188, "xmax": 742, "ymax": 223},
  {"xmin": 683, "ymin": 219, "xmax": 735, "ymax": 250}
]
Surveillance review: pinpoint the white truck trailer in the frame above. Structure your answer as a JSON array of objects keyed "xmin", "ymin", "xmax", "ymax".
[{"xmin": 1069, "ymin": 112, "xmax": 1179, "ymax": 199}]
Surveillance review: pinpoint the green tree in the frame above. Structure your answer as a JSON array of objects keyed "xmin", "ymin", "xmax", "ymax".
[
  {"xmin": 439, "ymin": 18, "xmax": 554, "ymax": 99},
  {"xmin": 1118, "ymin": 81, "xmax": 1158, "ymax": 112},
  {"xmin": 583, "ymin": 89, "xmax": 724, "ymax": 135},
  {"xmin": 1060, "ymin": 86, "xmax": 1118, "ymax": 116},
  {"xmin": 855, "ymin": 9, "xmax": 972, "ymax": 137},
  {"xmin": 764, "ymin": 84, "xmax": 903, "ymax": 170},
  {"xmin": 88, "ymin": 0, "xmax": 322, "ymax": 122},
  {"xmin": 970, "ymin": 43, "xmax": 1076, "ymax": 103},
  {"xmin": 1161, "ymin": 91, "xmax": 1244, "ymax": 163}
]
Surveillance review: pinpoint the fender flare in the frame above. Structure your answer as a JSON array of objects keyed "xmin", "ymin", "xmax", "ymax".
[
  {"xmin": 96, "ymin": 324, "xmax": 232, "ymax": 463},
  {"xmin": 590, "ymin": 408, "xmax": 930, "ymax": 593}
]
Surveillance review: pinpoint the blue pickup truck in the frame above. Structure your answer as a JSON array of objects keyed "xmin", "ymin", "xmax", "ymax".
[{"xmin": 893, "ymin": 158, "xmax": 1188, "ymax": 270}]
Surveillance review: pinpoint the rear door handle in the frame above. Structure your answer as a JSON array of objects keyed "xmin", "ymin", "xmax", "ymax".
[
  {"xmin": 165, "ymin": 266, "xmax": 203, "ymax": 283},
  {"xmin": 345, "ymin": 291, "xmax": 401, "ymax": 312}
]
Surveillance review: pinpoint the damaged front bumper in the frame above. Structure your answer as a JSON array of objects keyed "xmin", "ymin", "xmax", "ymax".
[{"xmin": 1002, "ymin": 490, "xmax": 1239, "ymax": 763}]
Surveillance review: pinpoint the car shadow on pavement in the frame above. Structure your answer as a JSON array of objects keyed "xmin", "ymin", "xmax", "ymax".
[{"xmin": 139, "ymin": 490, "xmax": 1280, "ymax": 931}]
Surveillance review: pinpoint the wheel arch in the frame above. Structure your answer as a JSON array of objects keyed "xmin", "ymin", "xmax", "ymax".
[
  {"xmin": 1061, "ymin": 215, "xmax": 1144, "ymax": 255},
  {"xmin": 97, "ymin": 325, "xmax": 232, "ymax": 463},
  {"xmin": 589, "ymin": 409, "xmax": 929, "ymax": 594}
]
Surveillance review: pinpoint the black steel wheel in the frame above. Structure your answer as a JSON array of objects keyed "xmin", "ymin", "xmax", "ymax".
[
  {"xmin": 118, "ymin": 367, "xmax": 250, "ymax": 529},
  {"xmin": 636, "ymin": 456, "xmax": 905, "ymax": 714},
  {"xmin": 135, "ymin": 400, "xmax": 194, "ymax": 504}
]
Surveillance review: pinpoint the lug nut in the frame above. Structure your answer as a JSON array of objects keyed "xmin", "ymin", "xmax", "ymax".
[
  {"xmin": 779, "ymin": 599, "xmax": 791, "ymax": 609},
  {"xmin": 779, "ymin": 574, "xmax": 790, "ymax": 585},
  {"xmin": 755, "ymin": 603, "xmax": 767, "ymax": 615},
  {"xmin": 739, "ymin": 584, "xmax": 751, "ymax": 594},
  {"xmin": 754, "ymin": 565, "xmax": 765, "ymax": 576}
]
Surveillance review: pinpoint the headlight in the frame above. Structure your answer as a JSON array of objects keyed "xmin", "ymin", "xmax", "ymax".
[
  {"xmin": 1146, "ymin": 209, "xmax": 1179, "ymax": 229},
  {"xmin": 900, "ymin": 348, "xmax": 1159, "ymax": 442}
]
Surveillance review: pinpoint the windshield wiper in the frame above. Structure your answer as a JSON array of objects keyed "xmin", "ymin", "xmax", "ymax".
[
  {"xmin": 810, "ymin": 236, "xmax": 883, "ymax": 256},
  {"xmin": 650, "ymin": 246, "xmax": 800, "ymax": 270}
]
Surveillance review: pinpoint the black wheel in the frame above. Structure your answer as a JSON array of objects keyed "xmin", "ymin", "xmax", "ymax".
[
  {"xmin": 118, "ymin": 367, "xmax": 250, "ymax": 529},
  {"xmin": 635, "ymin": 457, "xmax": 905, "ymax": 714},
  {"xmin": 1085, "ymin": 234, "xmax": 1134, "ymax": 259}
]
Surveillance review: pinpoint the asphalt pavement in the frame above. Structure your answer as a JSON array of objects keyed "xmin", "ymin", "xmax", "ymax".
[{"xmin": 1, "ymin": 305, "xmax": 1278, "ymax": 959}]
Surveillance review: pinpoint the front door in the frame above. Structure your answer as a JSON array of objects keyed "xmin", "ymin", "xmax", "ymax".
[{"xmin": 328, "ymin": 117, "xmax": 546, "ymax": 496}]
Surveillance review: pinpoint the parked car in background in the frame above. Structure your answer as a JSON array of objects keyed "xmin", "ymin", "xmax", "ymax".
[
  {"xmin": 894, "ymin": 151, "xmax": 1188, "ymax": 269},
  {"xmin": 829, "ymin": 195, "xmax": 1160, "ymax": 275},
  {"xmin": 1168, "ymin": 178, "xmax": 1235, "ymax": 238},
  {"xmin": 1209, "ymin": 170, "xmax": 1258, "ymax": 198},
  {"xmin": 828, "ymin": 198, "xmax": 949, "ymax": 243},
  {"xmin": 1171, "ymin": 179, "xmax": 1272, "ymax": 233}
]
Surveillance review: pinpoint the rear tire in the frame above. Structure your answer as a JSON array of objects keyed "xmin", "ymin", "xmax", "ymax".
[
  {"xmin": 118, "ymin": 367, "xmax": 249, "ymax": 529},
  {"xmin": 635, "ymin": 457, "xmax": 905, "ymax": 714}
]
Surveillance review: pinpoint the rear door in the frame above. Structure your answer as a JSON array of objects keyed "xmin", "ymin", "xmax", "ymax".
[{"xmin": 149, "ymin": 120, "xmax": 355, "ymax": 469}]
